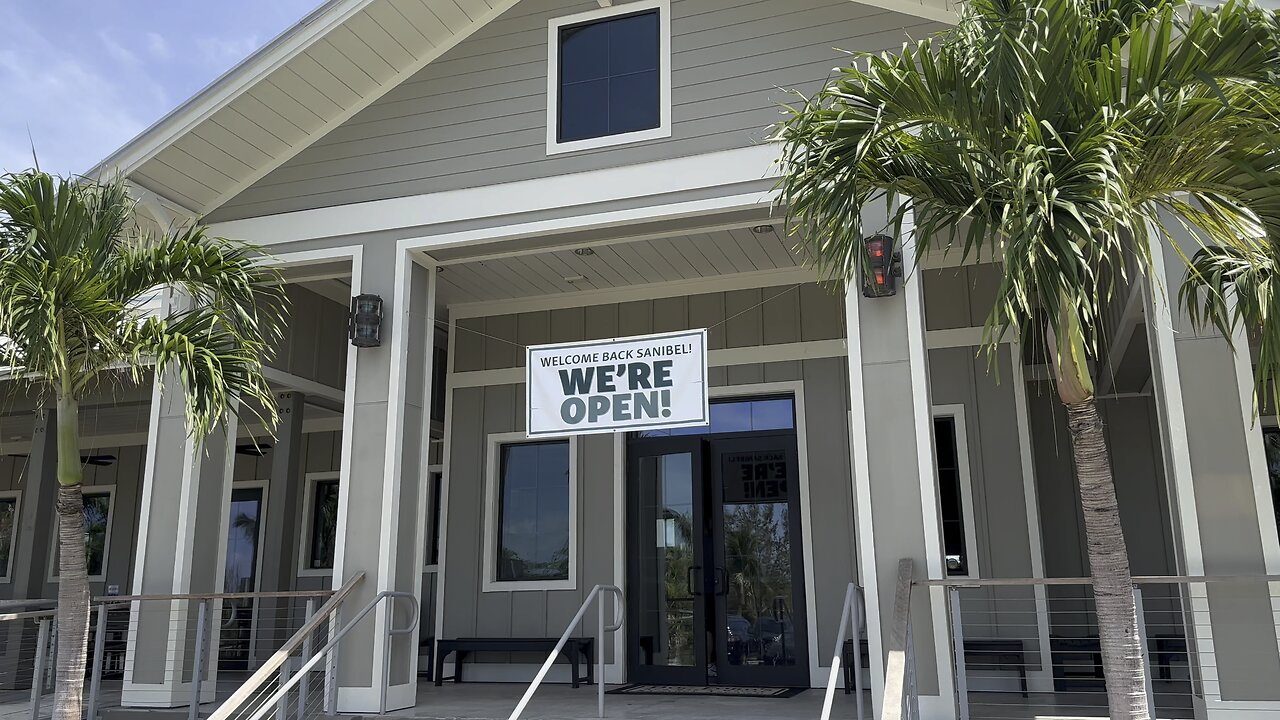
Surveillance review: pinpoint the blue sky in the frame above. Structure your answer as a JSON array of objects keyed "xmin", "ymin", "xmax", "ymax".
[{"xmin": 0, "ymin": 0, "xmax": 322, "ymax": 176}]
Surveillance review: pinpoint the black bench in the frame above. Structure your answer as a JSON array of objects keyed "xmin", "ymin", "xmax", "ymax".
[
  {"xmin": 843, "ymin": 638, "xmax": 1027, "ymax": 696},
  {"xmin": 434, "ymin": 638, "xmax": 594, "ymax": 688},
  {"xmin": 963, "ymin": 639, "xmax": 1028, "ymax": 695}
]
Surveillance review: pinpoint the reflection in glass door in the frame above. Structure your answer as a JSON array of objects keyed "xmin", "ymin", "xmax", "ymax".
[
  {"xmin": 220, "ymin": 486, "xmax": 263, "ymax": 670},
  {"xmin": 711, "ymin": 435, "xmax": 809, "ymax": 688},
  {"xmin": 627, "ymin": 438, "xmax": 708, "ymax": 686}
]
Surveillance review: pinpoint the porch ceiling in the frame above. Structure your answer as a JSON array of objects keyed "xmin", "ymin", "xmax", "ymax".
[{"xmin": 436, "ymin": 224, "xmax": 808, "ymax": 306}]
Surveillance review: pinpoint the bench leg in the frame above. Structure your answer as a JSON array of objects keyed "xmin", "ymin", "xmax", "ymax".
[
  {"xmin": 586, "ymin": 644, "xmax": 595, "ymax": 686},
  {"xmin": 435, "ymin": 650, "xmax": 447, "ymax": 687}
]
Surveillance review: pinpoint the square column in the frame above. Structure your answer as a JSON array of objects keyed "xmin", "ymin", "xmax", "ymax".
[
  {"xmin": 845, "ymin": 216, "xmax": 955, "ymax": 719},
  {"xmin": 121, "ymin": 374, "xmax": 237, "ymax": 707},
  {"xmin": 1146, "ymin": 239, "xmax": 1280, "ymax": 718},
  {"xmin": 332, "ymin": 245, "xmax": 437, "ymax": 713}
]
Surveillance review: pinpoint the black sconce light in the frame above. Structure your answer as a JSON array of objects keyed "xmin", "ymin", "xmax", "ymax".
[
  {"xmin": 862, "ymin": 234, "xmax": 903, "ymax": 298},
  {"xmin": 349, "ymin": 294, "xmax": 384, "ymax": 348}
]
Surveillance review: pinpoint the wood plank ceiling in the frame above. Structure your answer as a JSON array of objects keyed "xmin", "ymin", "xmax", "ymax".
[{"xmin": 437, "ymin": 225, "xmax": 808, "ymax": 305}]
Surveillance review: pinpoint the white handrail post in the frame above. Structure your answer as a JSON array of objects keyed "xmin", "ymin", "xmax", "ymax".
[
  {"xmin": 88, "ymin": 604, "xmax": 108, "ymax": 720},
  {"xmin": 948, "ymin": 587, "xmax": 969, "ymax": 720},
  {"xmin": 853, "ymin": 586, "xmax": 865, "ymax": 720},
  {"xmin": 298, "ymin": 599, "xmax": 315, "ymax": 720},
  {"xmin": 820, "ymin": 584, "xmax": 854, "ymax": 720},
  {"xmin": 597, "ymin": 594, "xmax": 605, "ymax": 719},
  {"xmin": 324, "ymin": 612, "xmax": 338, "ymax": 717},
  {"xmin": 1133, "ymin": 587, "xmax": 1156, "ymax": 717},
  {"xmin": 190, "ymin": 600, "xmax": 209, "ymax": 720},
  {"xmin": 30, "ymin": 618, "xmax": 50, "ymax": 720}
]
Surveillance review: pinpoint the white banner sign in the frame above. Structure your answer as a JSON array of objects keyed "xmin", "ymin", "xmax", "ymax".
[{"xmin": 526, "ymin": 329, "xmax": 709, "ymax": 438}]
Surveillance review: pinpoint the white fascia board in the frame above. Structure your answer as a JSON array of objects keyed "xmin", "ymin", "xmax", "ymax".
[
  {"xmin": 848, "ymin": 0, "xmax": 957, "ymax": 24},
  {"xmin": 85, "ymin": 0, "xmax": 376, "ymax": 181},
  {"xmin": 209, "ymin": 144, "xmax": 781, "ymax": 246}
]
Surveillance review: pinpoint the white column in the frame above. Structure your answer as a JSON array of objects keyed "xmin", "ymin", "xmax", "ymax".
[
  {"xmin": 122, "ymin": 372, "xmax": 236, "ymax": 707},
  {"xmin": 333, "ymin": 244, "xmax": 437, "ymax": 713},
  {"xmin": 1146, "ymin": 238, "xmax": 1280, "ymax": 719},
  {"xmin": 845, "ymin": 211, "xmax": 955, "ymax": 720}
]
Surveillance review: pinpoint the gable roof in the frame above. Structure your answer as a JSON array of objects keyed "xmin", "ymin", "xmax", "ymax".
[{"xmin": 92, "ymin": 0, "xmax": 956, "ymax": 222}]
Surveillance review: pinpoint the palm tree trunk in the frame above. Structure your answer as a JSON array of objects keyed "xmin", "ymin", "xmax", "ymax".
[
  {"xmin": 1049, "ymin": 313, "xmax": 1149, "ymax": 720},
  {"xmin": 53, "ymin": 394, "xmax": 88, "ymax": 720}
]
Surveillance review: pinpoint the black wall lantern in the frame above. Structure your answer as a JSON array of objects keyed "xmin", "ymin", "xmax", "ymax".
[
  {"xmin": 349, "ymin": 294, "xmax": 384, "ymax": 348},
  {"xmin": 862, "ymin": 234, "xmax": 903, "ymax": 298}
]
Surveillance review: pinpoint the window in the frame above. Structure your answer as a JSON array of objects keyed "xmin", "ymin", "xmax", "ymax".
[
  {"xmin": 307, "ymin": 477, "xmax": 340, "ymax": 571},
  {"xmin": 547, "ymin": 0, "xmax": 671, "ymax": 154},
  {"xmin": 426, "ymin": 471, "xmax": 443, "ymax": 568},
  {"xmin": 484, "ymin": 435, "xmax": 576, "ymax": 589},
  {"xmin": 638, "ymin": 396, "xmax": 795, "ymax": 437},
  {"xmin": 1262, "ymin": 428, "xmax": 1280, "ymax": 528},
  {"xmin": 0, "ymin": 494, "xmax": 18, "ymax": 580},
  {"xmin": 933, "ymin": 408, "xmax": 978, "ymax": 577},
  {"xmin": 52, "ymin": 489, "xmax": 113, "ymax": 580}
]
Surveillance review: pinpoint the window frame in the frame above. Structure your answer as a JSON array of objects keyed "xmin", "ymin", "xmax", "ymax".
[
  {"xmin": 932, "ymin": 405, "xmax": 980, "ymax": 579},
  {"xmin": 49, "ymin": 485, "xmax": 116, "ymax": 583},
  {"xmin": 545, "ymin": 0, "xmax": 672, "ymax": 156},
  {"xmin": 0, "ymin": 491, "xmax": 21, "ymax": 583},
  {"xmin": 298, "ymin": 471, "xmax": 341, "ymax": 577},
  {"xmin": 482, "ymin": 432, "xmax": 578, "ymax": 592}
]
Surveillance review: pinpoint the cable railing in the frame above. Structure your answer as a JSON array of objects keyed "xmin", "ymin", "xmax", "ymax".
[
  {"xmin": 819, "ymin": 582, "xmax": 867, "ymax": 720},
  {"xmin": 0, "ymin": 587, "xmax": 337, "ymax": 720},
  {"xmin": 507, "ymin": 584, "xmax": 624, "ymax": 720},
  {"xmin": 208, "ymin": 579, "xmax": 417, "ymax": 720},
  {"xmin": 920, "ymin": 573, "xmax": 1280, "ymax": 720}
]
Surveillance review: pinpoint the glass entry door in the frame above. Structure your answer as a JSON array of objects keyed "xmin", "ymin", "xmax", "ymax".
[
  {"xmin": 220, "ymin": 486, "xmax": 263, "ymax": 670},
  {"xmin": 627, "ymin": 437, "xmax": 709, "ymax": 685},
  {"xmin": 627, "ymin": 428, "xmax": 809, "ymax": 687},
  {"xmin": 710, "ymin": 435, "xmax": 809, "ymax": 688}
]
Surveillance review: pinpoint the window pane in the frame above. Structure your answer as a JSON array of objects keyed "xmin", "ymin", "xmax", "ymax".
[
  {"xmin": 933, "ymin": 417, "xmax": 968, "ymax": 576},
  {"xmin": 498, "ymin": 441, "xmax": 570, "ymax": 582},
  {"xmin": 560, "ymin": 22, "xmax": 609, "ymax": 84},
  {"xmin": 608, "ymin": 69, "xmax": 660, "ymax": 135},
  {"xmin": 310, "ymin": 480, "xmax": 340, "ymax": 570},
  {"xmin": 83, "ymin": 494, "xmax": 111, "ymax": 577},
  {"xmin": 559, "ymin": 78, "xmax": 610, "ymax": 142},
  {"xmin": 557, "ymin": 10, "xmax": 659, "ymax": 144},
  {"xmin": 225, "ymin": 488, "xmax": 263, "ymax": 594},
  {"xmin": 0, "ymin": 499, "xmax": 15, "ymax": 577},
  {"xmin": 642, "ymin": 397, "xmax": 796, "ymax": 437},
  {"xmin": 428, "ymin": 473, "xmax": 443, "ymax": 566},
  {"xmin": 608, "ymin": 12, "xmax": 659, "ymax": 74}
]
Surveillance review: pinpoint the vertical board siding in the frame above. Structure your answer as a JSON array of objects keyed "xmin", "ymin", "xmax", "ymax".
[
  {"xmin": 440, "ymin": 286, "xmax": 856, "ymax": 671},
  {"xmin": 209, "ymin": 0, "xmax": 944, "ymax": 221}
]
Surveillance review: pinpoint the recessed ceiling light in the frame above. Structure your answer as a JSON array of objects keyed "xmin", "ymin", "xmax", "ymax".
[
  {"xmin": 573, "ymin": 247, "xmax": 595, "ymax": 256},
  {"xmin": 751, "ymin": 224, "xmax": 776, "ymax": 234}
]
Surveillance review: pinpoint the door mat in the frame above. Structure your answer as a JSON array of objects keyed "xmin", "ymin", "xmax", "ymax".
[{"xmin": 606, "ymin": 684, "xmax": 807, "ymax": 698}]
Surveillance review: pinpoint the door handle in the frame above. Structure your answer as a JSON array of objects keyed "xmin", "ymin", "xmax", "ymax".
[
  {"xmin": 713, "ymin": 567, "xmax": 728, "ymax": 596},
  {"xmin": 687, "ymin": 566, "xmax": 703, "ymax": 596}
]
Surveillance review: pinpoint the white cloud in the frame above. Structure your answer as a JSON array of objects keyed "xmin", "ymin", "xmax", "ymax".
[
  {"xmin": 145, "ymin": 32, "xmax": 171, "ymax": 61},
  {"xmin": 98, "ymin": 29, "xmax": 139, "ymax": 67},
  {"xmin": 0, "ymin": 15, "xmax": 157, "ymax": 175},
  {"xmin": 196, "ymin": 34, "xmax": 261, "ymax": 68}
]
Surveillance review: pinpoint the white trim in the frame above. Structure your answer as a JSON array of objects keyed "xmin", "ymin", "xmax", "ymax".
[
  {"xmin": 449, "ymin": 266, "xmax": 813, "ymax": 319},
  {"xmin": 930, "ymin": 405, "xmax": 979, "ymax": 580},
  {"xmin": 297, "ymin": 471, "xmax": 342, "ymax": 578},
  {"xmin": 450, "ymin": 339, "xmax": 848, "ymax": 389},
  {"xmin": 0, "ymin": 490, "xmax": 21, "ymax": 583},
  {"xmin": 545, "ymin": 0, "xmax": 672, "ymax": 155},
  {"xmin": 707, "ymin": 381, "xmax": 824, "ymax": 688},
  {"xmin": 434, "ymin": 314, "xmax": 458, "ymax": 645},
  {"xmin": 844, "ymin": 0, "xmax": 956, "ymax": 24},
  {"xmin": 1009, "ymin": 340, "xmax": 1055, "ymax": 693},
  {"xmin": 209, "ymin": 145, "xmax": 779, "ymax": 246},
  {"xmin": 844, "ymin": 283, "xmax": 886, "ymax": 705},
  {"xmin": 48, "ymin": 485, "xmax": 117, "ymax": 583},
  {"xmin": 481, "ymin": 432, "xmax": 580, "ymax": 593},
  {"xmin": 611, "ymin": 430, "xmax": 627, "ymax": 684}
]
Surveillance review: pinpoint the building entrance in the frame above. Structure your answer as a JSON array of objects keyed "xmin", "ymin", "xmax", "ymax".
[{"xmin": 626, "ymin": 397, "xmax": 809, "ymax": 688}]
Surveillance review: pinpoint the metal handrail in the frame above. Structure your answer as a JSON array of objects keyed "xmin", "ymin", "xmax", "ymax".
[
  {"xmin": 207, "ymin": 572, "xmax": 367, "ymax": 720},
  {"xmin": 880, "ymin": 559, "xmax": 916, "ymax": 720},
  {"xmin": 918, "ymin": 572, "xmax": 1280, "ymax": 587},
  {"xmin": 508, "ymin": 584, "xmax": 624, "ymax": 720},
  {"xmin": 820, "ymin": 583, "xmax": 866, "ymax": 720},
  {"xmin": 230, "ymin": 588, "xmax": 419, "ymax": 720}
]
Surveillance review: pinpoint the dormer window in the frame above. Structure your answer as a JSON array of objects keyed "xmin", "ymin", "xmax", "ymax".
[{"xmin": 547, "ymin": 1, "xmax": 671, "ymax": 154}]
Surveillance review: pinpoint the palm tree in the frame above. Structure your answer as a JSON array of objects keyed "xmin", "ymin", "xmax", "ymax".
[
  {"xmin": 773, "ymin": 0, "xmax": 1280, "ymax": 717},
  {"xmin": 0, "ymin": 171, "xmax": 285, "ymax": 720}
]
